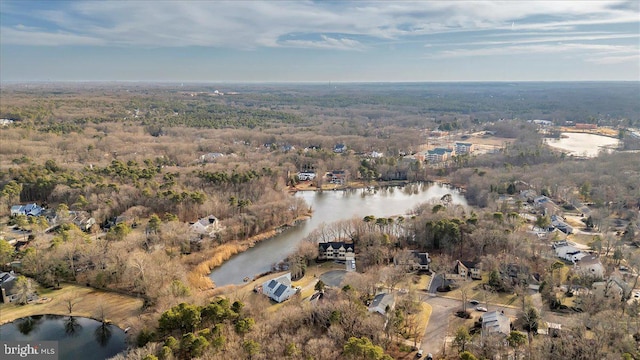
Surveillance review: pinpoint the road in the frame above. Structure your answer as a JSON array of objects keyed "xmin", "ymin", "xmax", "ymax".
[{"xmin": 419, "ymin": 294, "xmax": 521, "ymax": 357}]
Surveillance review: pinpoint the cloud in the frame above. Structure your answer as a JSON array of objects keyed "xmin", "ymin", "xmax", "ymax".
[
  {"xmin": 430, "ymin": 42, "xmax": 638, "ymax": 61},
  {"xmin": 0, "ymin": 0, "xmax": 637, "ymax": 50},
  {"xmin": 279, "ymin": 35, "xmax": 365, "ymax": 51}
]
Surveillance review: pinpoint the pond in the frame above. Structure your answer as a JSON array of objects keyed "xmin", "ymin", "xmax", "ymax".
[
  {"xmin": 0, "ymin": 315, "xmax": 127, "ymax": 360},
  {"xmin": 210, "ymin": 182, "xmax": 467, "ymax": 286},
  {"xmin": 544, "ymin": 132, "xmax": 620, "ymax": 157}
]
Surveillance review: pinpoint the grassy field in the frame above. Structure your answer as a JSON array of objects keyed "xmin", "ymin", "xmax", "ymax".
[{"xmin": 0, "ymin": 283, "xmax": 144, "ymax": 330}]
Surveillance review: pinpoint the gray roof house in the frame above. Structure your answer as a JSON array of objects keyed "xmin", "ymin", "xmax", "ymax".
[
  {"xmin": 368, "ymin": 292, "xmax": 395, "ymax": 315},
  {"xmin": 482, "ymin": 310, "xmax": 511, "ymax": 337},
  {"xmin": 261, "ymin": 273, "xmax": 297, "ymax": 303}
]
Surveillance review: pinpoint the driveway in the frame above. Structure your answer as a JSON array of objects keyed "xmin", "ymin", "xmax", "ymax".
[{"xmin": 319, "ymin": 270, "xmax": 347, "ymax": 288}]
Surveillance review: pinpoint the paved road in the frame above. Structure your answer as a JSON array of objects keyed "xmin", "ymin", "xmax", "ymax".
[{"xmin": 420, "ymin": 295, "xmax": 521, "ymax": 357}]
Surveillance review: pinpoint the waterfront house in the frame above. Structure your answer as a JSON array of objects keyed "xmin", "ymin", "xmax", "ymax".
[
  {"xmin": 261, "ymin": 273, "xmax": 297, "ymax": 303},
  {"xmin": 190, "ymin": 215, "xmax": 221, "ymax": 237},
  {"xmin": 318, "ymin": 242, "xmax": 355, "ymax": 261}
]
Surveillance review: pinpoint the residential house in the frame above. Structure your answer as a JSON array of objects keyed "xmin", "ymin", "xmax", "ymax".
[
  {"xmin": 261, "ymin": 273, "xmax": 297, "ymax": 303},
  {"xmin": 190, "ymin": 215, "xmax": 221, "ymax": 238},
  {"xmin": 554, "ymin": 244, "xmax": 585, "ymax": 262},
  {"xmin": 394, "ymin": 251, "xmax": 431, "ymax": 271},
  {"xmin": 368, "ymin": 292, "xmax": 395, "ymax": 315},
  {"xmin": 328, "ymin": 170, "xmax": 348, "ymax": 185},
  {"xmin": 551, "ymin": 215, "xmax": 573, "ymax": 234},
  {"xmin": 455, "ymin": 142, "xmax": 474, "ymax": 155},
  {"xmin": 519, "ymin": 189, "xmax": 537, "ymax": 202},
  {"xmin": 199, "ymin": 152, "xmax": 224, "ymax": 163},
  {"xmin": 592, "ymin": 277, "xmax": 629, "ymax": 300},
  {"xmin": 10, "ymin": 203, "xmax": 44, "ymax": 217},
  {"xmin": 481, "ymin": 311, "xmax": 511, "ymax": 337},
  {"xmin": 70, "ymin": 211, "xmax": 96, "ymax": 232},
  {"xmin": 333, "ymin": 144, "xmax": 347, "ymax": 153},
  {"xmin": 504, "ymin": 263, "xmax": 529, "ymax": 284},
  {"xmin": 574, "ymin": 255, "xmax": 604, "ymax": 279},
  {"xmin": 297, "ymin": 172, "xmax": 316, "ymax": 181},
  {"xmin": 0, "ymin": 272, "xmax": 17, "ymax": 303},
  {"xmin": 318, "ymin": 242, "xmax": 355, "ymax": 261},
  {"xmin": 449, "ymin": 260, "xmax": 482, "ymax": 280}
]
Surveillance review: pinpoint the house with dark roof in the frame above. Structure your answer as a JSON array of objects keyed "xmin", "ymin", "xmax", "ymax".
[
  {"xmin": 394, "ymin": 251, "xmax": 431, "ymax": 271},
  {"xmin": 551, "ymin": 215, "xmax": 573, "ymax": 234},
  {"xmin": 261, "ymin": 273, "xmax": 297, "ymax": 303},
  {"xmin": 449, "ymin": 260, "xmax": 482, "ymax": 280},
  {"xmin": 333, "ymin": 144, "xmax": 347, "ymax": 153},
  {"xmin": 0, "ymin": 272, "xmax": 17, "ymax": 303},
  {"xmin": 318, "ymin": 242, "xmax": 355, "ymax": 261},
  {"xmin": 368, "ymin": 292, "xmax": 395, "ymax": 315}
]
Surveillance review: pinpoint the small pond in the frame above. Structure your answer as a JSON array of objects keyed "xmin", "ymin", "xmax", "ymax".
[{"xmin": 0, "ymin": 315, "xmax": 127, "ymax": 360}]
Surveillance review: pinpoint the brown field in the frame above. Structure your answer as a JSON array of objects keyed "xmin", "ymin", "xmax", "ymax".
[{"xmin": 0, "ymin": 283, "xmax": 144, "ymax": 330}]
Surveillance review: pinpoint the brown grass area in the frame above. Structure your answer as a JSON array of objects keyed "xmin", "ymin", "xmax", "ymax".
[
  {"xmin": 0, "ymin": 283, "xmax": 144, "ymax": 330},
  {"xmin": 186, "ymin": 228, "xmax": 288, "ymax": 290}
]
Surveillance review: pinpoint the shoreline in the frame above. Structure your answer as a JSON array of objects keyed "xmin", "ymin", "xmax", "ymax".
[
  {"xmin": 0, "ymin": 283, "xmax": 144, "ymax": 332},
  {"xmin": 187, "ymin": 214, "xmax": 311, "ymax": 290}
]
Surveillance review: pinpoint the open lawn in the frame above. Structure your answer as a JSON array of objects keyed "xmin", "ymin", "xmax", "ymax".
[
  {"xmin": 442, "ymin": 277, "xmax": 519, "ymax": 308},
  {"xmin": 0, "ymin": 283, "xmax": 144, "ymax": 330}
]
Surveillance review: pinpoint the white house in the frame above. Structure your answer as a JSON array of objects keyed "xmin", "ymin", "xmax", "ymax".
[
  {"xmin": 318, "ymin": 242, "xmax": 354, "ymax": 261},
  {"xmin": 368, "ymin": 292, "xmax": 395, "ymax": 315},
  {"xmin": 10, "ymin": 203, "xmax": 44, "ymax": 217},
  {"xmin": 261, "ymin": 273, "xmax": 297, "ymax": 303},
  {"xmin": 190, "ymin": 215, "xmax": 221, "ymax": 237},
  {"xmin": 574, "ymin": 255, "xmax": 605, "ymax": 279},
  {"xmin": 554, "ymin": 244, "xmax": 586, "ymax": 262}
]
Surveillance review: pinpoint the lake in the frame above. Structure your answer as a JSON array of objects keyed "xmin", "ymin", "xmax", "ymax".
[
  {"xmin": 0, "ymin": 315, "xmax": 127, "ymax": 360},
  {"xmin": 209, "ymin": 182, "xmax": 467, "ymax": 286},
  {"xmin": 545, "ymin": 132, "xmax": 620, "ymax": 157}
]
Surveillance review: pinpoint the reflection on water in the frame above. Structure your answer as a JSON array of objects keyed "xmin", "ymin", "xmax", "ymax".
[
  {"xmin": 64, "ymin": 316, "xmax": 82, "ymax": 336},
  {"xmin": 210, "ymin": 182, "xmax": 466, "ymax": 286},
  {"xmin": 16, "ymin": 316, "xmax": 42, "ymax": 335},
  {"xmin": 0, "ymin": 315, "xmax": 127, "ymax": 360},
  {"xmin": 94, "ymin": 322, "xmax": 113, "ymax": 347}
]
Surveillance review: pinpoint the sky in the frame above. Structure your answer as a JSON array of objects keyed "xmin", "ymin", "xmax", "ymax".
[{"xmin": 1, "ymin": 0, "xmax": 639, "ymax": 82}]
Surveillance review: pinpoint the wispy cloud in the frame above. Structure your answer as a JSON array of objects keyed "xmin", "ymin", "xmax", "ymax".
[
  {"xmin": 280, "ymin": 35, "xmax": 365, "ymax": 51},
  {"xmin": 1, "ymin": 0, "xmax": 637, "ymax": 50}
]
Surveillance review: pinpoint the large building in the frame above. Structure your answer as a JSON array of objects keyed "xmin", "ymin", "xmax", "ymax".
[
  {"xmin": 318, "ymin": 242, "xmax": 355, "ymax": 261},
  {"xmin": 455, "ymin": 142, "xmax": 474, "ymax": 155}
]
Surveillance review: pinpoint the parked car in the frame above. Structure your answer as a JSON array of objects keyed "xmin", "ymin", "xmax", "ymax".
[
  {"xmin": 476, "ymin": 306, "xmax": 488, "ymax": 312},
  {"xmin": 426, "ymin": 353, "xmax": 433, "ymax": 360},
  {"xmin": 469, "ymin": 299, "xmax": 480, "ymax": 305},
  {"xmin": 417, "ymin": 349, "xmax": 423, "ymax": 358}
]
